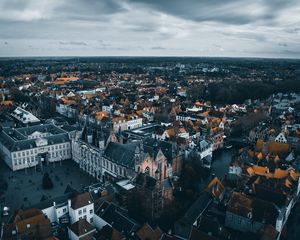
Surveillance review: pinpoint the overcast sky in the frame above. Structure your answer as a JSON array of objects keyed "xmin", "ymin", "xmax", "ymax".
[{"xmin": 0, "ymin": 0, "xmax": 300, "ymax": 58}]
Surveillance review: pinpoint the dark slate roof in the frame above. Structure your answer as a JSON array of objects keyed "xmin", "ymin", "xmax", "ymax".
[
  {"xmin": 0, "ymin": 124, "xmax": 70, "ymax": 152},
  {"xmin": 227, "ymin": 192, "xmax": 279, "ymax": 225},
  {"xmin": 100, "ymin": 203, "xmax": 138, "ymax": 237},
  {"xmin": 183, "ymin": 192, "xmax": 212, "ymax": 224},
  {"xmin": 143, "ymin": 137, "xmax": 175, "ymax": 162},
  {"xmin": 17, "ymin": 124, "xmax": 67, "ymax": 136},
  {"xmin": 174, "ymin": 192, "xmax": 212, "ymax": 239},
  {"xmin": 103, "ymin": 142, "xmax": 139, "ymax": 168},
  {"xmin": 29, "ymin": 191, "xmax": 76, "ymax": 211}
]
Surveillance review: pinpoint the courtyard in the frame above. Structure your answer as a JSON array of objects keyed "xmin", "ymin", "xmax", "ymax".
[{"xmin": 0, "ymin": 159, "xmax": 96, "ymax": 217}]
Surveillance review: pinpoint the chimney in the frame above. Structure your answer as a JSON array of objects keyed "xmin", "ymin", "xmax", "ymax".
[
  {"xmin": 211, "ymin": 173, "xmax": 216, "ymax": 181},
  {"xmin": 68, "ymin": 199, "xmax": 72, "ymax": 209}
]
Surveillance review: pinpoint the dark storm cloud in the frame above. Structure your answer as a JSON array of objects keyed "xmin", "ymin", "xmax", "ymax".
[
  {"xmin": 0, "ymin": 0, "xmax": 299, "ymax": 58},
  {"xmin": 54, "ymin": 0, "xmax": 127, "ymax": 22},
  {"xmin": 285, "ymin": 28, "xmax": 300, "ymax": 34},
  {"xmin": 127, "ymin": 0, "xmax": 295, "ymax": 25}
]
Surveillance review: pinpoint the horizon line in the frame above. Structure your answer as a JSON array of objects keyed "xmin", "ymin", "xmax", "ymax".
[{"xmin": 0, "ymin": 55, "xmax": 299, "ymax": 61}]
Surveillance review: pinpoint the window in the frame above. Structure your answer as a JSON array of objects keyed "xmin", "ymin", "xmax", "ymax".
[
  {"xmin": 89, "ymin": 209, "xmax": 93, "ymax": 214},
  {"xmin": 63, "ymin": 208, "xmax": 67, "ymax": 213},
  {"xmin": 83, "ymin": 208, "xmax": 86, "ymax": 213},
  {"xmin": 78, "ymin": 210, "xmax": 82, "ymax": 215},
  {"xmin": 79, "ymin": 217, "xmax": 82, "ymax": 220},
  {"xmin": 83, "ymin": 215, "xmax": 87, "ymax": 219},
  {"xmin": 90, "ymin": 217, "xmax": 93, "ymax": 223}
]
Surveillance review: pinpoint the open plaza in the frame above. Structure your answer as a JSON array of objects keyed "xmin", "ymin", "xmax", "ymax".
[{"xmin": 0, "ymin": 159, "xmax": 96, "ymax": 215}]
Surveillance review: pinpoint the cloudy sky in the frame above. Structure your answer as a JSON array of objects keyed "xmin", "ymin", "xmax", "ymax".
[{"xmin": 0, "ymin": 0, "xmax": 300, "ymax": 58}]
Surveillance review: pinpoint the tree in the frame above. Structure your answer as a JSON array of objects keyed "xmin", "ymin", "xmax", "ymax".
[{"xmin": 42, "ymin": 173, "xmax": 53, "ymax": 189}]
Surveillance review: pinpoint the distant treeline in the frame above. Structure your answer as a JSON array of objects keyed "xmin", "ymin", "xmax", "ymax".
[{"xmin": 188, "ymin": 77, "xmax": 300, "ymax": 104}]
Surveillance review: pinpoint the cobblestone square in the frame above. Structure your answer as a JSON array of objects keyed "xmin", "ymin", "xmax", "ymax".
[{"xmin": 0, "ymin": 159, "xmax": 96, "ymax": 216}]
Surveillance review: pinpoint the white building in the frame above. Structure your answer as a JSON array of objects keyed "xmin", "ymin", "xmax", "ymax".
[
  {"xmin": 186, "ymin": 139, "xmax": 213, "ymax": 168},
  {"xmin": 0, "ymin": 124, "xmax": 72, "ymax": 171},
  {"xmin": 11, "ymin": 107, "xmax": 40, "ymax": 125},
  {"xmin": 69, "ymin": 192, "xmax": 94, "ymax": 224},
  {"xmin": 56, "ymin": 103, "xmax": 76, "ymax": 118},
  {"xmin": 275, "ymin": 132, "xmax": 288, "ymax": 143},
  {"xmin": 113, "ymin": 116, "xmax": 143, "ymax": 133}
]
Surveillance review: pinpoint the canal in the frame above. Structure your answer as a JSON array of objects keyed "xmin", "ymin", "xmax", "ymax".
[{"xmin": 211, "ymin": 148, "xmax": 236, "ymax": 178}]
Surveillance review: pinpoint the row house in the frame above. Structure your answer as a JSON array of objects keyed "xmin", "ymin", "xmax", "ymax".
[
  {"xmin": 38, "ymin": 191, "xmax": 95, "ymax": 225},
  {"xmin": 176, "ymin": 112, "xmax": 208, "ymax": 124},
  {"xmin": 112, "ymin": 115, "xmax": 143, "ymax": 133}
]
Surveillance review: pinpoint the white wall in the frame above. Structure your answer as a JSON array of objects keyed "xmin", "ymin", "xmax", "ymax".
[
  {"xmin": 69, "ymin": 203, "xmax": 94, "ymax": 224},
  {"xmin": 68, "ymin": 228, "xmax": 79, "ymax": 240},
  {"xmin": 93, "ymin": 214, "xmax": 109, "ymax": 230}
]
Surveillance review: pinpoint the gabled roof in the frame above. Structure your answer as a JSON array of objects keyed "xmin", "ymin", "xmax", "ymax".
[
  {"xmin": 227, "ymin": 192, "xmax": 279, "ymax": 225},
  {"xmin": 71, "ymin": 192, "xmax": 93, "ymax": 210},
  {"xmin": 103, "ymin": 142, "xmax": 139, "ymax": 168},
  {"xmin": 174, "ymin": 192, "xmax": 212, "ymax": 239},
  {"xmin": 136, "ymin": 223, "xmax": 163, "ymax": 240},
  {"xmin": 68, "ymin": 219, "xmax": 95, "ymax": 237},
  {"xmin": 99, "ymin": 203, "xmax": 139, "ymax": 237},
  {"xmin": 205, "ymin": 177, "xmax": 225, "ymax": 200}
]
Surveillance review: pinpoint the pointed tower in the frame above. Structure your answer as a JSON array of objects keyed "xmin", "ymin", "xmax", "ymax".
[
  {"xmin": 98, "ymin": 125, "xmax": 105, "ymax": 152},
  {"xmin": 106, "ymin": 110, "xmax": 118, "ymax": 146}
]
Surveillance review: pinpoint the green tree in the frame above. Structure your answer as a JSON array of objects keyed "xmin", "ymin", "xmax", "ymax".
[{"xmin": 42, "ymin": 173, "xmax": 53, "ymax": 189}]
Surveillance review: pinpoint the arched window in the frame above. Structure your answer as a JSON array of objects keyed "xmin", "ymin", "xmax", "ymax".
[{"xmin": 145, "ymin": 166, "xmax": 150, "ymax": 175}]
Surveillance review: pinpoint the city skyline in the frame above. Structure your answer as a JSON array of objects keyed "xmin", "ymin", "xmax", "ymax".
[{"xmin": 0, "ymin": 0, "xmax": 300, "ymax": 58}]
